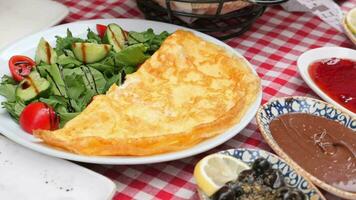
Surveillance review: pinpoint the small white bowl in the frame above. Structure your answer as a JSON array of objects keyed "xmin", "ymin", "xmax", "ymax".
[{"xmin": 297, "ymin": 47, "xmax": 356, "ymax": 118}]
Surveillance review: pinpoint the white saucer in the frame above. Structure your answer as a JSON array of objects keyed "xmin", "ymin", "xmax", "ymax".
[
  {"xmin": 0, "ymin": 0, "xmax": 69, "ymax": 50},
  {"xmin": 0, "ymin": 136, "xmax": 116, "ymax": 200},
  {"xmin": 297, "ymin": 46, "xmax": 356, "ymax": 118}
]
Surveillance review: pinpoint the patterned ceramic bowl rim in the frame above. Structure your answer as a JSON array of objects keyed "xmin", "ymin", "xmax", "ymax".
[
  {"xmin": 197, "ymin": 148, "xmax": 326, "ymax": 200},
  {"xmin": 256, "ymin": 96, "xmax": 356, "ymax": 200}
]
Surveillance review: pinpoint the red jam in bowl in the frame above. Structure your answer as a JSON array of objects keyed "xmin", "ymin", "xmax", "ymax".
[{"xmin": 308, "ymin": 58, "xmax": 356, "ymax": 114}]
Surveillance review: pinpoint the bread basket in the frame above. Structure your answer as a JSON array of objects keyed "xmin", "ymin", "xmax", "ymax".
[{"xmin": 136, "ymin": 0, "xmax": 289, "ymax": 39}]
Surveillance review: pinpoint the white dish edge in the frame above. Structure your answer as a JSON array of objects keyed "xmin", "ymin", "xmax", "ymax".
[{"xmin": 297, "ymin": 46, "xmax": 356, "ymax": 118}]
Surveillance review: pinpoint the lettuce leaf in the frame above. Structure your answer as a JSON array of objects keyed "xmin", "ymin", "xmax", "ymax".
[
  {"xmin": 1, "ymin": 100, "xmax": 26, "ymax": 121},
  {"xmin": 86, "ymin": 28, "xmax": 102, "ymax": 44},
  {"xmin": 0, "ymin": 84, "xmax": 16, "ymax": 102},
  {"xmin": 55, "ymin": 29, "xmax": 84, "ymax": 56},
  {"xmin": 128, "ymin": 29, "xmax": 169, "ymax": 54},
  {"xmin": 115, "ymin": 43, "xmax": 149, "ymax": 68}
]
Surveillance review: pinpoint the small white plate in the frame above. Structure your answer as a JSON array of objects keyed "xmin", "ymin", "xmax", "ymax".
[
  {"xmin": 0, "ymin": 136, "xmax": 116, "ymax": 200},
  {"xmin": 297, "ymin": 47, "xmax": 356, "ymax": 118},
  {"xmin": 0, "ymin": 0, "xmax": 69, "ymax": 50},
  {"xmin": 0, "ymin": 19, "xmax": 262, "ymax": 165}
]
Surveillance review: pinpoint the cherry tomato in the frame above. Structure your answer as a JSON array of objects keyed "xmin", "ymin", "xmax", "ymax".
[
  {"xmin": 19, "ymin": 102, "xmax": 59, "ymax": 134},
  {"xmin": 96, "ymin": 24, "xmax": 107, "ymax": 38},
  {"xmin": 9, "ymin": 55, "xmax": 36, "ymax": 82}
]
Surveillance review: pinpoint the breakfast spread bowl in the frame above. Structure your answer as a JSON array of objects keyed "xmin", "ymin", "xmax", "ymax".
[
  {"xmin": 297, "ymin": 47, "xmax": 356, "ymax": 118},
  {"xmin": 196, "ymin": 148, "xmax": 325, "ymax": 200},
  {"xmin": 256, "ymin": 96, "xmax": 356, "ymax": 199}
]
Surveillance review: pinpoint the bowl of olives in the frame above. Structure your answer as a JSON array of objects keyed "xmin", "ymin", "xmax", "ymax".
[{"xmin": 196, "ymin": 148, "xmax": 326, "ymax": 200}]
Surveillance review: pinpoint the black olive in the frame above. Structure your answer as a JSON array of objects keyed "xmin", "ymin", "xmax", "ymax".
[
  {"xmin": 252, "ymin": 158, "xmax": 271, "ymax": 175},
  {"xmin": 294, "ymin": 190, "xmax": 306, "ymax": 200},
  {"xmin": 277, "ymin": 186, "xmax": 292, "ymax": 198},
  {"xmin": 277, "ymin": 187, "xmax": 305, "ymax": 200},
  {"xmin": 228, "ymin": 182, "xmax": 244, "ymax": 197},
  {"xmin": 237, "ymin": 169, "xmax": 256, "ymax": 184},
  {"xmin": 262, "ymin": 169, "xmax": 285, "ymax": 188},
  {"xmin": 212, "ymin": 185, "xmax": 235, "ymax": 200},
  {"xmin": 282, "ymin": 190, "xmax": 306, "ymax": 200}
]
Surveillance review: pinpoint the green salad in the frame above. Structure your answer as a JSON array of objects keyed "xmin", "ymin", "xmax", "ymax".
[{"xmin": 0, "ymin": 23, "xmax": 169, "ymax": 130}]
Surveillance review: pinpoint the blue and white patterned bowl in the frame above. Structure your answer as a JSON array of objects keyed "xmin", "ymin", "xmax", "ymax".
[
  {"xmin": 256, "ymin": 96, "xmax": 356, "ymax": 200},
  {"xmin": 198, "ymin": 148, "xmax": 325, "ymax": 200}
]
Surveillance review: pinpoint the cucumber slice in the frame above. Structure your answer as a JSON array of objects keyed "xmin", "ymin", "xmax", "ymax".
[
  {"xmin": 72, "ymin": 43, "xmax": 111, "ymax": 64},
  {"xmin": 103, "ymin": 23, "xmax": 126, "ymax": 52},
  {"xmin": 35, "ymin": 38, "xmax": 57, "ymax": 65},
  {"xmin": 16, "ymin": 71, "xmax": 50, "ymax": 102}
]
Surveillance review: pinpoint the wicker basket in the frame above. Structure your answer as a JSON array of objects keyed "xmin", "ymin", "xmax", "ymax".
[{"xmin": 137, "ymin": 0, "xmax": 289, "ymax": 39}]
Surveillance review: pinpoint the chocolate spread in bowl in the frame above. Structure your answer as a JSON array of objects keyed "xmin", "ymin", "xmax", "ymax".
[{"xmin": 269, "ymin": 113, "xmax": 356, "ymax": 193}]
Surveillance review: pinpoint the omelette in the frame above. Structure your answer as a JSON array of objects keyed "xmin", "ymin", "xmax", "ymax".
[{"xmin": 34, "ymin": 30, "xmax": 260, "ymax": 156}]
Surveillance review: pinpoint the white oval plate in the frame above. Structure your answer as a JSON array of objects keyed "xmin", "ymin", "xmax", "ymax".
[
  {"xmin": 0, "ymin": 0, "xmax": 69, "ymax": 50},
  {"xmin": 0, "ymin": 19, "xmax": 262, "ymax": 165},
  {"xmin": 297, "ymin": 47, "xmax": 356, "ymax": 118},
  {"xmin": 0, "ymin": 136, "xmax": 116, "ymax": 199}
]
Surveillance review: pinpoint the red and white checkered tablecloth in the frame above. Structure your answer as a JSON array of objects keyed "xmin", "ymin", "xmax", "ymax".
[{"xmin": 55, "ymin": 0, "xmax": 355, "ymax": 199}]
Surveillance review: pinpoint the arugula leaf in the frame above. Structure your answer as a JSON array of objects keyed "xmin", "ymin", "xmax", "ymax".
[
  {"xmin": 0, "ymin": 84, "xmax": 17, "ymax": 102},
  {"xmin": 40, "ymin": 95, "xmax": 80, "ymax": 127},
  {"xmin": 58, "ymin": 49, "xmax": 82, "ymax": 68},
  {"xmin": 58, "ymin": 112, "xmax": 79, "ymax": 128},
  {"xmin": 1, "ymin": 75, "xmax": 17, "ymax": 85},
  {"xmin": 128, "ymin": 28, "xmax": 155, "ymax": 44},
  {"xmin": 36, "ymin": 64, "xmax": 67, "ymax": 97},
  {"xmin": 148, "ymin": 31, "xmax": 170, "ymax": 53},
  {"xmin": 55, "ymin": 29, "xmax": 84, "ymax": 56},
  {"xmin": 63, "ymin": 49, "xmax": 76, "ymax": 57},
  {"xmin": 0, "ymin": 74, "xmax": 24, "ymax": 121},
  {"xmin": 87, "ymin": 52, "xmax": 119, "ymax": 75},
  {"xmin": 86, "ymin": 28, "xmax": 102, "ymax": 44},
  {"xmin": 104, "ymin": 71, "xmax": 123, "ymax": 91},
  {"xmin": 102, "ymin": 51, "xmax": 116, "ymax": 66},
  {"xmin": 63, "ymin": 66, "xmax": 107, "ymax": 94},
  {"xmin": 115, "ymin": 43, "xmax": 149, "ymax": 67},
  {"xmin": 2, "ymin": 100, "xmax": 26, "ymax": 120},
  {"xmin": 62, "ymin": 72, "xmax": 95, "ymax": 112},
  {"xmin": 124, "ymin": 66, "xmax": 136, "ymax": 74},
  {"xmin": 74, "ymin": 90, "xmax": 95, "ymax": 112},
  {"xmin": 57, "ymin": 54, "xmax": 82, "ymax": 67},
  {"xmin": 128, "ymin": 29, "xmax": 169, "ymax": 54},
  {"xmin": 63, "ymin": 73, "xmax": 87, "ymax": 100},
  {"xmin": 83, "ymin": 66, "xmax": 107, "ymax": 94},
  {"xmin": 88, "ymin": 63, "xmax": 116, "ymax": 73},
  {"xmin": 39, "ymin": 95, "xmax": 68, "ymax": 109}
]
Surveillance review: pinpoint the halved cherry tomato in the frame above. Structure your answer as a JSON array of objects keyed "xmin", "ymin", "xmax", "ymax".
[
  {"xmin": 96, "ymin": 24, "xmax": 107, "ymax": 38},
  {"xmin": 19, "ymin": 102, "xmax": 59, "ymax": 134},
  {"xmin": 9, "ymin": 55, "xmax": 36, "ymax": 82}
]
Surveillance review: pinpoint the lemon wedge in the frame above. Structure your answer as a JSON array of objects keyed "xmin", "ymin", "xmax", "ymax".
[
  {"xmin": 193, "ymin": 154, "xmax": 249, "ymax": 197},
  {"xmin": 346, "ymin": 7, "xmax": 356, "ymax": 34}
]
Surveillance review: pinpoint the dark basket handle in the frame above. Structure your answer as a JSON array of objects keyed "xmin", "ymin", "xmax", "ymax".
[{"xmin": 249, "ymin": 0, "xmax": 289, "ymax": 6}]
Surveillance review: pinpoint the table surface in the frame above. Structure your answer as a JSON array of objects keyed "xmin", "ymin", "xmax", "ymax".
[{"xmin": 55, "ymin": 0, "xmax": 355, "ymax": 199}]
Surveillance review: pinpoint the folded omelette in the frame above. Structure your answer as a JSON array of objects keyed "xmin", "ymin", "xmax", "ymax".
[{"xmin": 34, "ymin": 30, "xmax": 260, "ymax": 156}]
